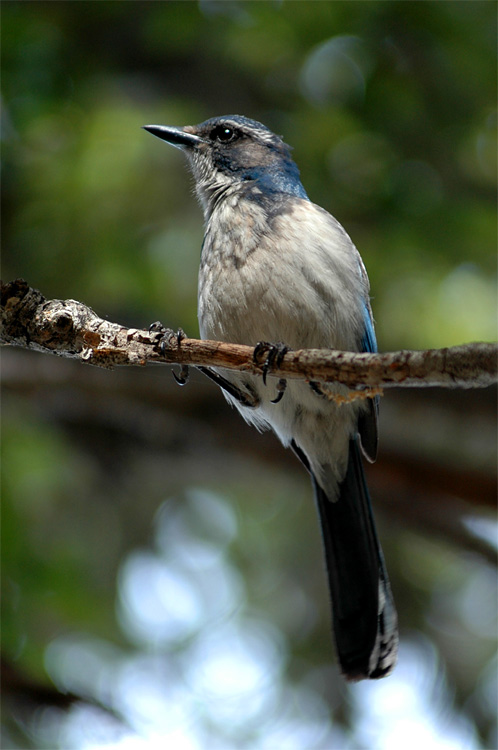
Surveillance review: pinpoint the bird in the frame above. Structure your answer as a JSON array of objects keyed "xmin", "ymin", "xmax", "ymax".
[{"xmin": 143, "ymin": 115, "xmax": 398, "ymax": 681}]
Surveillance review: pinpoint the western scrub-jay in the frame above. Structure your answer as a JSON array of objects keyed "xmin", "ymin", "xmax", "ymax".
[{"xmin": 144, "ymin": 115, "xmax": 398, "ymax": 680}]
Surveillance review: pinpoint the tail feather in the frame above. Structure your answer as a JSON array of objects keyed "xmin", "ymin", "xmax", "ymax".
[{"xmin": 294, "ymin": 437, "xmax": 398, "ymax": 680}]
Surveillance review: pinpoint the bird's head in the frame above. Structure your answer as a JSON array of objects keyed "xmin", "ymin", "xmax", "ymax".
[{"xmin": 143, "ymin": 115, "xmax": 307, "ymax": 216}]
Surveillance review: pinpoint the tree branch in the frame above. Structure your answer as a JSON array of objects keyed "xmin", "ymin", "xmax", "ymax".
[{"xmin": 2, "ymin": 279, "xmax": 497, "ymax": 391}]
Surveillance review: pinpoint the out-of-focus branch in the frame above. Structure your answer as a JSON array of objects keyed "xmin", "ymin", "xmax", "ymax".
[{"xmin": 2, "ymin": 279, "xmax": 497, "ymax": 390}]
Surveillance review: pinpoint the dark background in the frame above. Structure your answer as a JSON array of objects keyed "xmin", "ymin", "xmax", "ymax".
[{"xmin": 2, "ymin": 2, "xmax": 497, "ymax": 748}]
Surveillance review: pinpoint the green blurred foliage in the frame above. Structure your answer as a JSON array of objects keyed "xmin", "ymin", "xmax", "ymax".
[
  {"xmin": 2, "ymin": 402, "xmax": 125, "ymax": 683},
  {"xmin": 2, "ymin": 0, "xmax": 496, "ymax": 345}
]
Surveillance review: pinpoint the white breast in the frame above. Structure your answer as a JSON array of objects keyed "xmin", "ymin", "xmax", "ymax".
[{"xmin": 198, "ymin": 196, "xmax": 368, "ymax": 353}]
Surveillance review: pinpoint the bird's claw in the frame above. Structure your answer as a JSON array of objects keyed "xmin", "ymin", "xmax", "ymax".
[
  {"xmin": 253, "ymin": 341, "xmax": 290, "ymax": 402},
  {"xmin": 149, "ymin": 322, "xmax": 189, "ymax": 386},
  {"xmin": 149, "ymin": 320, "xmax": 173, "ymax": 338},
  {"xmin": 173, "ymin": 365, "xmax": 190, "ymax": 386},
  {"xmin": 271, "ymin": 378, "xmax": 287, "ymax": 404},
  {"xmin": 253, "ymin": 341, "xmax": 290, "ymax": 384}
]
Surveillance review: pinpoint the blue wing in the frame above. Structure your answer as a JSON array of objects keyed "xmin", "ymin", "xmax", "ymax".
[
  {"xmin": 358, "ymin": 300, "xmax": 378, "ymax": 462},
  {"xmin": 361, "ymin": 300, "xmax": 377, "ymax": 354}
]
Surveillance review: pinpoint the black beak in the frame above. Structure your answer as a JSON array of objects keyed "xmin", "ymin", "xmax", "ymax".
[{"xmin": 142, "ymin": 124, "xmax": 203, "ymax": 150}]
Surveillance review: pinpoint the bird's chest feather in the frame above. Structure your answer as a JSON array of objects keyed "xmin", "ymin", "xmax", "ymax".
[
  {"xmin": 198, "ymin": 198, "xmax": 284, "ymax": 341},
  {"xmin": 198, "ymin": 195, "xmax": 366, "ymax": 352}
]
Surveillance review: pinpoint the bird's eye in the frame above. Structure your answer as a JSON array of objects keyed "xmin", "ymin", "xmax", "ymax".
[{"xmin": 210, "ymin": 125, "xmax": 237, "ymax": 143}]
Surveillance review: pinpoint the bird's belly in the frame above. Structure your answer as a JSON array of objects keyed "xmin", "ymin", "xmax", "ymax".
[
  {"xmin": 220, "ymin": 369, "xmax": 358, "ymax": 491},
  {"xmin": 199, "ymin": 248, "xmax": 352, "ymax": 351},
  {"xmin": 197, "ymin": 226, "xmax": 366, "ymax": 486}
]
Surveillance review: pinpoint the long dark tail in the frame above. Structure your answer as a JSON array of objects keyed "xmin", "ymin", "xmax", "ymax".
[{"xmin": 293, "ymin": 437, "xmax": 398, "ymax": 680}]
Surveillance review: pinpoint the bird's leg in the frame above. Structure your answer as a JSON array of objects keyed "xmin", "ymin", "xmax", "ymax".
[
  {"xmin": 253, "ymin": 341, "xmax": 290, "ymax": 402},
  {"xmin": 149, "ymin": 322, "xmax": 190, "ymax": 385},
  {"xmin": 197, "ymin": 366, "xmax": 260, "ymax": 408}
]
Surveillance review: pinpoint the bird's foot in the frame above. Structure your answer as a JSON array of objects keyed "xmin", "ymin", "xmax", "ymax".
[
  {"xmin": 253, "ymin": 341, "xmax": 290, "ymax": 402},
  {"xmin": 197, "ymin": 366, "xmax": 260, "ymax": 408},
  {"xmin": 253, "ymin": 341, "xmax": 290, "ymax": 384},
  {"xmin": 149, "ymin": 322, "xmax": 189, "ymax": 385}
]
